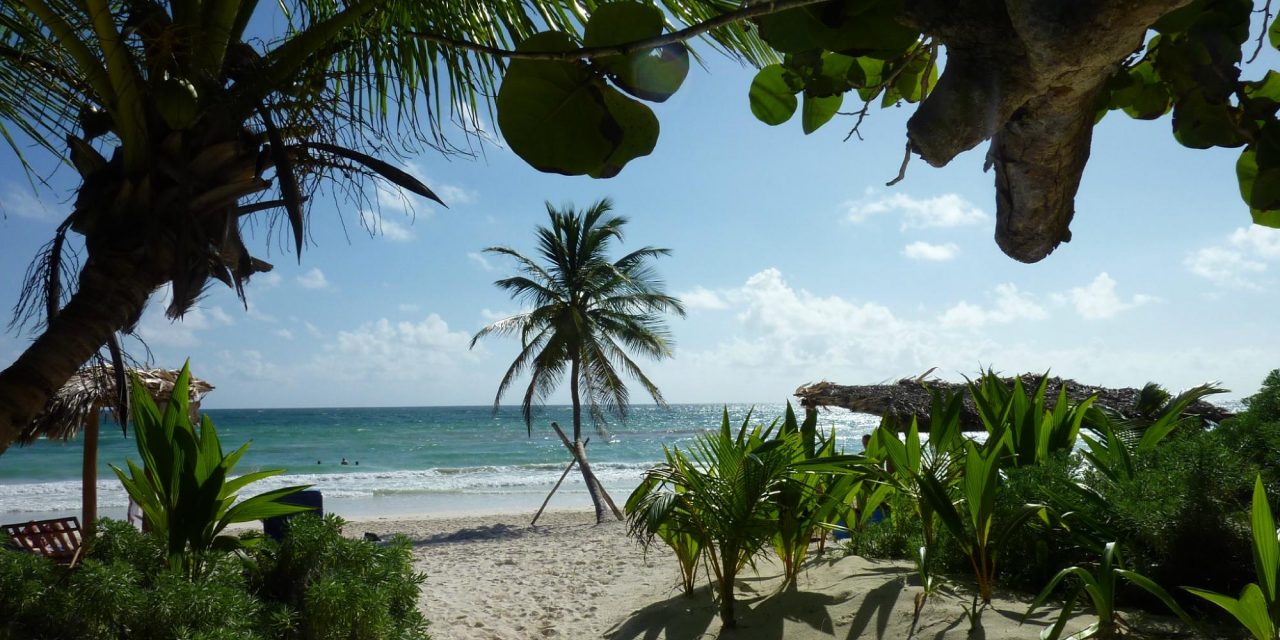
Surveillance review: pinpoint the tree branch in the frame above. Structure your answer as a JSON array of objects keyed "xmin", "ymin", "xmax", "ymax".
[{"xmin": 409, "ymin": 0, "xmax": 830, "ymax": 61}]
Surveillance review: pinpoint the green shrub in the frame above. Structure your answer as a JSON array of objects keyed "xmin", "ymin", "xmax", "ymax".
[
  {"xmin": 0, "ymin": 516, "xmax": 428, "ymax": 640},
  {"xmin": 992, "ymin": 453, "xmax": 1089, "ymax": 592},
  {"xmin": 246, "ymin": 514, "xmax": 429, "ymax": 640},
  {"xmin": 842, "ymin": 490, "xmax": 920, "ymax": 560}
]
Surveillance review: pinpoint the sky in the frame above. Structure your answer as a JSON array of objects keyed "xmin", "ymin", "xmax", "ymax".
[{"xmin": 2, "ymin": 42, "xmax": 1280, "ymax": 409}]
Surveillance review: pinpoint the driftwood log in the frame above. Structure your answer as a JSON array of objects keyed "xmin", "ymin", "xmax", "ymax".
[{"xmin": 795, "ymin": 374, "xmax": 1232, "ymax": 431}]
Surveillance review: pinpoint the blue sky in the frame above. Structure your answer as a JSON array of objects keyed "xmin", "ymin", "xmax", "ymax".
[{"xmin": 2, "ymin": 51, "xmax": 1279, "ymax": 409}]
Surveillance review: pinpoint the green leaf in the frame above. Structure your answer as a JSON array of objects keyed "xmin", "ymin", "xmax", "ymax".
[
  {"xmin": 1172, "ymin": 92, "xmax": 1246, "ymax": 149},
  {"xmin": 1237, "ymin": 147, "xmax": 1280, "ymax": 212},
  {"xmin": 608, "ymin": 44, "xmax": 690, "ymax": 103},
  {"xmin": 1251, "ymin": 475, "xmax": 1280, "ymax": 604},
  {"xmin": 1271, "ymin": 12, "xmax": 1280, "ymax": 50},
  {"xmin": 589, "ymin": 88, "xmax": 659, "ymax": 179},
  {"xmin": 496, "ymin": 33, "xmax": 616, "ymax": 175},
  {"xmin": 583, "ymin": 1, "xmax": 663, "ymax": 49},
  {"xmin": 749, "ymin": 65, "xmax": 799, "ymax": 126},
  {"xmin": 1186, "ymin": 584, "xmax": 1276, "ymax": 640},
  {"xmin": 801, "ymin": 93, "xmax": 842, "ymax": 134}
]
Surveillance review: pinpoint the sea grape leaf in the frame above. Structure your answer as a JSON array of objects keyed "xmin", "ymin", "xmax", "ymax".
[
  {"xmin": 609, "ymin": 44, "xmax": 690, "ymax": 103},
  {"xmin": 1173, "ymin": 92, "xmax": 1245, "ymax": 149},
  {"xmin": 750, "ymin": 64, "xmax": 799, "ymax": 126},
  {"xmin": 1152, "ymin": 0, "xmax": 1209, "ymax": 34},
  {"xmin": 590, "ymin": 88, "xmax": 659, "ymax": 179},
  {"xmin": 802, "ymin": 93, "xmax": 842, "ymax": 134},
  {"xmin": 1115, "ymin": 63, "xmax": 1172, "ymax": 120},
  {"xmin": 1236, "ymin": 147, "xmax": 1280, "ymax": 213},
  {"xmin": 583, "ymin": 1, "xmax": 663, "ymax": 48},
  {"xmin": 755, "ymin": 7, "xmax": 829, "ymax": 54},
  {"xmin": 825, "ymin": 0, "xmax": 919, "ymax": 57},
  {"xmin": 496, "ymin": 32, "xmax": 615, "ymax": 175},
  {"xmin": 1272, "ymin": 14, "xmax": 1280, "ymax": 50}
]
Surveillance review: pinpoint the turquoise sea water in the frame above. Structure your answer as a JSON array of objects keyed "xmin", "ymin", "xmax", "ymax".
[{"xmin": 0, "ymin": 404, "xmax": 880, "ymax": 520}]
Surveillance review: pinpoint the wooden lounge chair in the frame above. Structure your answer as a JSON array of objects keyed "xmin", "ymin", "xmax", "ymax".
[{"xmin": 3, "ymin": 517, "xmax": 84, "ymax": 567}]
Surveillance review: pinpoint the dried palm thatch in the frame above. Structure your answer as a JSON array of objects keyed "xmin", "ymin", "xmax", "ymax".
[
  {"xmin": 795, "ymin": 373, "xmax": 1233, "ymax": 431},
  {"xmin": 19, "ymin": 366, "xmax": 214, "ymax": 444}
]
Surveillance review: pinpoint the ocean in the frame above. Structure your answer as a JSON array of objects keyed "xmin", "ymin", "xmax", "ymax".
[{"xmin": 0, "ymin": 404, "xmax": 880, "ymax": 522}]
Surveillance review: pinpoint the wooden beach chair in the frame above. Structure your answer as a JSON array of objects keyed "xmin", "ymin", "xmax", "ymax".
[{"xmin": 2, "ymin": 517, "xmax": 84, "ymax": 567}]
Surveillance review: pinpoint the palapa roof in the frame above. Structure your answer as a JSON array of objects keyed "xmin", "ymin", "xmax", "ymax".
[
  {"xmin": 795, "ymin": 373, "xmax": 1233, "ymax": 431},
  {"xmin": 20, "ymin": 366, "xmax": 213, "ymax": 444}
]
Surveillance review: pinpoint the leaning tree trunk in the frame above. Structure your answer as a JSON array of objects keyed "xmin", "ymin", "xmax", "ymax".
[
  {"xmin": 570, "ymin": 357, "xmax": 614, "ymax": 524},
  {"xmin": 0, "ymin": 251, "xmax": 161, "ymax": 455}
]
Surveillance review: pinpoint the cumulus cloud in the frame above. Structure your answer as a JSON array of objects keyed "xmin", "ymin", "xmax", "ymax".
[
  {"xmin": 940, "ymin": 284, "xmax": 1047, "ymax": 329},
  {"xmin": 844, "ymin": 192, "xmax": 988, "ymax": 230},
  {"xmin": 304, "ymin": 321, "xmax": 323, "ymax": 338},
  {"xmin": 1185, "ymin": 225, "xmax": 1280, "ymax": 289},
  {"xmin": 398, "ymin": 303, "xmax": 421, "ymax": 313},
  {"xmin": 273, "ymin": 329, "xmax": 294, "ymax": 340},
  {"xmin": 296, "ymin": 268, "xmax": 329, "ymax": 290},
  {"xmin": 677, "ymin": 286, "xmax": 728, "ymax": 310},
  {"xmin": 251, "ymin": 272, "xmax": 283, "ymax": 290},
  {"xmin": 0, "ymin": 182, "xmax": 54, "ymax": 220},
  {"xmin": 902, "ymin": 241, "xmax": 960, "ymax": 262},
  {"xmin": 379, "ymin": 218, "xmax": 416, "ymax": 242},
  {"xmin": 313, "ymin": 314, "xmax": 477, "ymax": 381},
  {"xmin": 136, "ymin": 286, "xmax": 235, "ymax": 348},
  {"xmin": 1055, "ymin": 273, "xmax": 1156, "ymax": 320}
]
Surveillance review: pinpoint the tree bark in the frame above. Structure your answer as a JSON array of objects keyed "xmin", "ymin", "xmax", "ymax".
[
  {"xmin": 0, "ymin": 251, "xmax": 160, "ymax": 455},
  {"xmin": 719, "ymin": 547, "xmax": 738, "ymax": 628},
  {"xmin": 569, "ymin": 356, "xmax": 612, "ymax": 523}
]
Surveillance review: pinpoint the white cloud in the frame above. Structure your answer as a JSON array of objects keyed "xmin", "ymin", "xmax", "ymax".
[
  {"xmin": 251, "ymin": 272, "xmax": 283, "ymax": 290},
  {"xmin": 315, "ymin": 314, "xmax": 477, "ymax": 380},
  {"xmin": 213, "ymin": 349, "xmax": 282, "ymax": 382},
  {"xmin": 1056, "ymin": 273, "xmax": 1156, "ymax": 320},
  {"xmin": 398, "ymin": 303, "xmax": 421, "ymax": 313},
  {"xmin": 0, "ymin": 182, "xmax": 54, "ymax": 220},
  {"xmin": 467, "ymin": 252, "xmax": 495, "ymax": 272},
  {"xmin": 678, "ymin": 286, "xmax": 728, "ymax": 310},
  {"xmin": 273, "ymin": 329, "xmax": 294, "ymax": 340},
  {"xmin": 304, "ymin": 321, "xmax": 323, "ymax": 338},
  {"xmin": 379, "ymin": 218, "xmax": 416, "ymax": 242},
  {"xmin": 479, "ymin": 308, "xmax": 518, "ymax": 323},
  {"xmin": 902, "ymin": 241, "xmax": 960, "ymax": 262},
  {"xmin": 844, "ymin": 192, "xmax": 988, "ymax": 230},
  {"xmin": 296, "ymin": 268, "xmax": 329, "ymax": 290},
  {"xmin": 401, "ymin": 161, "xmax": 476, "ymax": 206},
  {"xmin": 246, "ymin": 301, "xmax": 277, "ymax": 323},
  {"xmin": 940, "ymin": 283, "xmax": 1047, "ymax": 329},
  {"xmin": 136, "ymin": 286, "xmax": 235, "ymax": 348},
  {"xmin": 1185, "ymin": 225, "xmax": 1280, "ymax": 289}
]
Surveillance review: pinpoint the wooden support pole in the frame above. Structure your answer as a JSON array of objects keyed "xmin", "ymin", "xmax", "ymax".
[
  {"xmin": 82, "ymin": 408, "xmax": 100, "ymax": 541},
  {"xmin": 531, "ymin": 452, "xmax": 580, "ymax": 527},
  {"xmin": 551, "ymin": 422, "xmax": 623, "ymax": 521}
]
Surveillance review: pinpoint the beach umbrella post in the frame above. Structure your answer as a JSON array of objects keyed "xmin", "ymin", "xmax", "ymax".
[{"xmin": 20, "ymin": 366, "xmax": 213, "ymax": 540}]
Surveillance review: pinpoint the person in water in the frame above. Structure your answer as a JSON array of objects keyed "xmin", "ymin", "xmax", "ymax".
[{"xmin": 341, "ymin": 457, "xmax": 349, "ymax": 465}]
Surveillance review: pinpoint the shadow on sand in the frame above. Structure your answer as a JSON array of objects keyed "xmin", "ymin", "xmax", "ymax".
[{"xmin": 603, "ymin": 586, "xmax": 719, "ymax": 640}]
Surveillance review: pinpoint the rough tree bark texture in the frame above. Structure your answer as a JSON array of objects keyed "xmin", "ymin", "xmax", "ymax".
[
  {"xmin": 904, "ymin": 0, "xmax": 1193, "ymax": 262},
  {"xmin": 0, "ymin": 252, "xmax": 160, "ymax": 455}
]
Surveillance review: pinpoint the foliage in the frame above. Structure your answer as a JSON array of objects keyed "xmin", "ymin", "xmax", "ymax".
[
  {"xmin": 245, "ymin": 514, "xmax": 429, "ymax": 640},
  {"xmin": 472, "ymin": 198, "xmax": 684, "ymax": 438},
  {"xmin": 770, "ymin": 402, "xmax": 857, "ymax": 584},
  {"xmin": 968, "ymin": 371, "xmax": 1095, "ymax": 468},
  {"xmin": 0, "ymin": 521, "xmax": 261, "ymax": 640},
  {"xmin": 1241, "ymin": 370, "xmax": 1280, "ymax": 424},
  {"xmin": 992, "ymin": 454, "xmax": 1091, "ymax": 592},
  {"xmin": 1185, "ymin": 475, "xmax": 1280, "ymax": 640},
  {"xmin": 1025, "ymin": 541, "xmax": 1193, "ymax": 640},
  {"xmin": 110, "ymin": 363, "xmax": 311, "ymax": 577},
  {"xmin": 627, "ymin": 408, "xmax": 797, "ymax": 629},
  {"xmin": 0, "ymin": 516, "xmax": 429, "ymax": 640},
  {"xmin": 1080, "ymin": 382, "xmax": 1228, "ymax": 483}
]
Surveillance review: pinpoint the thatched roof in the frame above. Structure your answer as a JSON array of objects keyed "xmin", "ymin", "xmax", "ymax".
[
  {"xmin": 795, "ymin": 373, "xmax": 1233, "ymax": 431},
  {"xmin": 20, "ymin": 366, "xmax": 214, "ymax": 444}
]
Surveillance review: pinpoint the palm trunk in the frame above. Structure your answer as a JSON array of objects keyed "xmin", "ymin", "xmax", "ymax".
[
  {"xmin": 719, "ymin": 546, "xmax": 738, "ymax": 628},
  {"xmin": 0, "ymin": 252, "xmax": 159, "ymax": 454},
  {"xmin": 570, "ymin": 356, "xmax": 613, "ymax": 524},
  {"xmin": 82, "ymin": 408, "xmax": 101, "ymax": 541}
]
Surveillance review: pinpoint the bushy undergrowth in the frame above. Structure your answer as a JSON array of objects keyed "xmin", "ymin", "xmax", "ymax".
[{"xmin": 0, "ymin": 516, "xmax": 428, "ymax": 640}]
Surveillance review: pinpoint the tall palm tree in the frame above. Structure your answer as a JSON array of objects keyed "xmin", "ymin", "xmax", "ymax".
[
  {"xmin": 472, "ymin": 199, "xmax": 685, "ymax": 523},
  {"xmin": 0, "ymin": 0, "xmax": 771, "ymax": 454}
]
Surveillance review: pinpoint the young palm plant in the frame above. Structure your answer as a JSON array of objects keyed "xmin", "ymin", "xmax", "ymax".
[
  {"xmin": 1025, "ymin": 541, "xmax": 1194, "ymax": 640},
  {"xmin": 1185, "ymin": 475, "xmax": 1280, "ymax": 640},
  {"xmin": 110, "ymin": 362, "xmax": 311, "ymax": 578},
  {"xmin": 627, "ymin": 408, "xmax": 796, "ymax": 629},
  {"xmin": 473, "ymin": 199, "xmax": 685, "ymax": 523}
]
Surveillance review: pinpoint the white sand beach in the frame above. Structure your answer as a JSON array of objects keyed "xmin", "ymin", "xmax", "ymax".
[{"xmin": 346, "ymin": 509, "xmax": 1172, "ymax": 640}]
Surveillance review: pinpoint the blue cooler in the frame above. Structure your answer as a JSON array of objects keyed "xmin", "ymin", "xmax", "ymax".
[{"xmin": 263, "ymin": 490, "xmax": 323, "ymax": 540}]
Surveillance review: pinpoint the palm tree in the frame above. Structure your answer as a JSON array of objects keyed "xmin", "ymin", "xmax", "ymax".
[
  {"xmin": 0, "ymin": 0, "xmax": 772, "ymax": 454},
  {"xmin": 472, "ymin": 199, "xmax": 685, "ymax": 523}
]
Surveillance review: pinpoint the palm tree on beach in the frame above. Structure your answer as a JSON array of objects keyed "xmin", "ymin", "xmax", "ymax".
[
  {"xmin": 472, "ymin": 199, "xmax": 685, "ymax": 523},
  {"xmin": 0, "ymin": 0, "xmax": 769, "ymax": 454}
]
